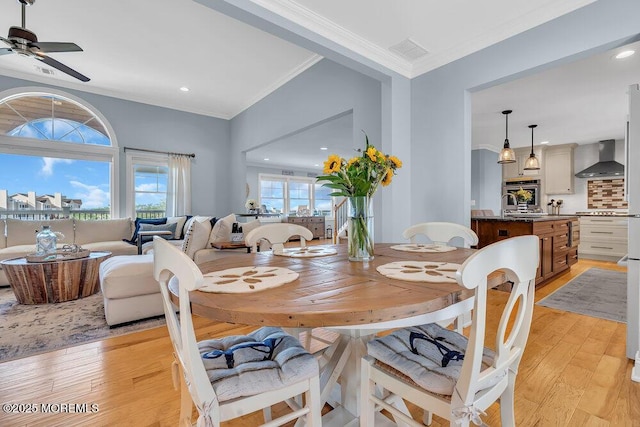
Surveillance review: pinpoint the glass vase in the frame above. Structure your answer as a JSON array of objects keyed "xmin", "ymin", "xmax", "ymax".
[
  {"xmin": 348, "ymin": 196, "xmax": 374, "ymax": 261},
  {"xmin": 36, "ymin": 225, "xmax": 57, "ymax": 256}
]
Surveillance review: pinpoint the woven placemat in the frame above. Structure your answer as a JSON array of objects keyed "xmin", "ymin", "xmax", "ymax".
[
  {"xmin": 201, "ymin": 266, "xmax": 298, "ymax": 293},
  {"xmin": 274, "ymin": 246, "xmax": 338, "ymax": 258},
  {"xmin": 376, "ymin": 261, "xmax": 460, "ymax": 283},
  {"xmin": 390, "ymin": 244, "xmax": 457, "ymax": 253}
]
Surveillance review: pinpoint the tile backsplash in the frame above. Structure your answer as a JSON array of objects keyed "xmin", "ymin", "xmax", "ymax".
[{"xmin": 587, "ymin": 178, "xmax": 628, "ymax": 209}]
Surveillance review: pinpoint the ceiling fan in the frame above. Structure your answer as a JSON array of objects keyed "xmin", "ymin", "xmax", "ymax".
[{"xmin": 0, "ymin": 0, "xmax": 89, "ymax": 82}]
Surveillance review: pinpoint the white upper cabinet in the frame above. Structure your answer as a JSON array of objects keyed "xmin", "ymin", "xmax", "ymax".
[{"xmin": 544, "ymin": 144, "xmax": 577, "ymax": 194}]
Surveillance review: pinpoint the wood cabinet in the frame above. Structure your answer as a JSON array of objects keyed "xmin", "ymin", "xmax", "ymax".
[
  {"xmin": 578, "ymin": 216, "xmax": 628, "ymax": 261},
  {"xmin": 544, "ymin": 144, "xmax": 577, "ymax": 194},
  {"xmin": 502, "ymin": 148, "xmax": 543, "ymax": 179},
  {"xmin": 287, "ymin": 216, "xmax": 325, "ymax": 239},
  {"xmin": 471, "ymin": 217, "xmax": 578, "ymax": 287}
]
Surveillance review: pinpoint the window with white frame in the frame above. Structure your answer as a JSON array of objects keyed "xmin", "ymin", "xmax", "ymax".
[
  {"xmin": 258, "ymin": 173, "xmax": 332, "ymax": 216},
  {"xmin": 0, "ymin": 89, "xmax": 118, "ymax": 219},
  {"xmin": 125, "ymin": 152, "xmax": 169, "ymax": 219}
]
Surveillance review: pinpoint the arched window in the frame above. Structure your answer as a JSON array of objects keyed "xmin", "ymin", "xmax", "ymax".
[{"xmin": 0, "ymin": 89, "xmax": 119, "ymax": 219}]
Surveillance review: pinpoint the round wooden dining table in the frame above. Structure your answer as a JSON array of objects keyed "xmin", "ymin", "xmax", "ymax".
[{"xmin": 170, "ymin": 243, "xmax": 491, "ymax": 426}]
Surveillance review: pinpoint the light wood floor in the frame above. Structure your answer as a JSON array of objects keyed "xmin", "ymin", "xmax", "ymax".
[{"xmin": 0, "ymin": 246, "xmax": 638, "ymax": 426}]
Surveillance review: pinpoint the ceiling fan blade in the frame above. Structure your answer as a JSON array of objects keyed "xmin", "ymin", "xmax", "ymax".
[
  {"xmin": 35, "ymin": 53, "xmax": 90, "ymax": 82},
  {"xmin": 0, "ymin": 48, "xmax": 13, "ymax": 56},
  {"xmin": 29, "ymin": 41, "xmax": 83, "ymax": 53}
]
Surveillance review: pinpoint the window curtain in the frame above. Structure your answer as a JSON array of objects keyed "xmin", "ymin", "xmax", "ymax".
[{"xmin": 166, "ymin": 154, "xmax": 192, "ymax": 216}]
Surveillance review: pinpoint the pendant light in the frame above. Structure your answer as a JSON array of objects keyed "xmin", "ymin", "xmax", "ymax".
[
  {"xmin": 523, "ymin": 124, "xmax": 540, "ymax": 170},
  {"xmin": 497, "ymin": 110, "xmax": 516, "ymax": 164}
]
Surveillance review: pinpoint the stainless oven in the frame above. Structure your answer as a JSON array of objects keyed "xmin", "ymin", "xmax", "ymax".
[{"xmin": 502, "ymin": 178, "xmax": 541, "ymax": 211}]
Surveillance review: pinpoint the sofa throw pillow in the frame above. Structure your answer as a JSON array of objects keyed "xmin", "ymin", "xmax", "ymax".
[
  {"xmin": 208, "ymin": 213, "xmax": 236, "ymax": 246},
  {"xmin": 182, "ymin": 217, "xmax": 213, "ymax": 259},
  {"xmin": 166, "ymin": 216, "xmax": 188, "ymax": 240},
  {"xmin": 125, "ymin": 217, "xmax": 167, "ymax": 245},
  {"xmin": 138, "ymin": 222, "xmax": 178, "ymax": 244}
]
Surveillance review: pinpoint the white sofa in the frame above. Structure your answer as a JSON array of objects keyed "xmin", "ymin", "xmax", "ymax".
[
  {"xmin": 0, "ymin": 217, "xmax": 137, "ymax": 287},
  {"xmin": 99, "ymin": 214, "xmax": 269, "ymax": 326}
]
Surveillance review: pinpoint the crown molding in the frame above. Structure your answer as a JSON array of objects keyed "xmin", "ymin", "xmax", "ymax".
[
  {"xmin": 474, "ymin": 144, "xmax": 501, "ymax": 153},
  {"xmin": 250, "ymin": 0, "xmax": 413, "ymax": 77}
]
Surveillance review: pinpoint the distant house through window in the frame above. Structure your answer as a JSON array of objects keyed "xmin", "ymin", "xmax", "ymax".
[{"xmin": 0, "ymin": 89, "xmax": 118, "ymax": 219}]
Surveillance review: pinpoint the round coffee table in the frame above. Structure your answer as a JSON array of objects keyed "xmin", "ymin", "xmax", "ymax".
[{"xmin": 1, "ymin": 251, "xmax": 112, "ymax": 304}]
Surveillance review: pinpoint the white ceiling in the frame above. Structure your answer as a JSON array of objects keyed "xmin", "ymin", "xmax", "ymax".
[
  {"xmin": 472, "ymin": 39, "xmax": 640, "ymax": 151},
  {"xmin": 1, "ymin": 0, "xmax": 624, "ymax": 170}
]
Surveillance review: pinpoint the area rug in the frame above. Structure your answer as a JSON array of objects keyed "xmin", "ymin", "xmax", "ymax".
[
  {"xmin": 536, "ymin": 268, "xmax": 626, "ymax": 323},
  {"xmin": 0, "ymin": 287, "xmax": 166, "ymax": 362}
]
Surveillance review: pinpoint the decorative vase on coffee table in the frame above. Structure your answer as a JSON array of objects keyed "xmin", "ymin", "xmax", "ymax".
[
  {"xmin": 348, "ymin": 196, "xmax": 374, "ymax": 261},
  {"xmin": 517, "ymin": 202, "xmax": 528, "ymax": 212}
]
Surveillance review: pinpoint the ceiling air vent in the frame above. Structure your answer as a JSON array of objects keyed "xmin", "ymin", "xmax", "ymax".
[
  {"xmin": 389, "ymin": 38, "xmax": 428, "ymax": 61},
  {"xmin": 281, "ymin": 170, "xmax": 294, "ymax": 176}
]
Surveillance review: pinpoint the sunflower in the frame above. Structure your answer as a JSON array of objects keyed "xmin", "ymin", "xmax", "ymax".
[
  {"xmin": 389, "ymin": 155, "xmax": 402, "ymax": 169},
  {"xmin": 381, "ymin": 169, "xmax": 393, "ymax": 186},
  {"xmin": 323, "ymin": 154, "xmax": 343, "ymax": 174},
  {"xmin": 346, "ymin": 156, "xmax": 359, "ymax": 169},
  {"xmin": 366, "ymin": 146, "xmax": 378, "ymax": 162}
]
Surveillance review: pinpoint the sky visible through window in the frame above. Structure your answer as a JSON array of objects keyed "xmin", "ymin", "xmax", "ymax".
[{"xmin": 0, "ymin": 152, "xmax": 111, "ymax": 209}]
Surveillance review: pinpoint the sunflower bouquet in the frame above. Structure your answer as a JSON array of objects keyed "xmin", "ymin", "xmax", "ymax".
[
  {"xmin": 515, "ymin": 187, "xmax": 532, "ymax": 203},
  {"xmin": 317, "ymin": 132, "xmax": 401, "ymax": 260}
]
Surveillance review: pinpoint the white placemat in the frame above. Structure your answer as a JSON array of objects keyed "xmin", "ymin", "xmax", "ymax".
[
  {"xmin": 274, "ymin": 246, "xmax": 338, "ymax": 258},
  {"xmin": 390, "ymin": 243, "xmax": 457, "ymax": 253},
  {"xmin": 377, "ymin": 261, "xmax": 461, "ymax": 283},
  {"xmin": 201, "ymin": 266, "xmax": 299, "ymax": 293}
]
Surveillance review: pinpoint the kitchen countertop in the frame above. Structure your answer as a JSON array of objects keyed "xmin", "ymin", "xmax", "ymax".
[{"xmin": 471, "ymin": 215, "xmax": 578, "ymax": 222}]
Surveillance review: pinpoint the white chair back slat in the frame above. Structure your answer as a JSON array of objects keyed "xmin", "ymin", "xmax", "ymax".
[
  {"xmin": 402, "ymin": 222, "xmax": 479, "ymax": 247},
  {"xmin": 245, "ymin": 223, "xmax": 313, "ymax": 254}
]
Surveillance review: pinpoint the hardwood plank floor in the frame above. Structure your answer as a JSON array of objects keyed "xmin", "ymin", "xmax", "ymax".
[{"xmin": 0, "ymin": 251, "xmax": 638, "ymax": 426}]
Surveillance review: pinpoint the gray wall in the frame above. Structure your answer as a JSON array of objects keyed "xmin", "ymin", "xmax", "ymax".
[
  {"xmin": 411, "ymin": 0, "xmax": 640, "ymax": 229},
  {"xmin": 471, "ymin": 149, "xmax": 502, "ymax": 214},
  {"xmin": 0, "ymin": 74, "xmax": 231, "ymax": 218},
  {"xmin": 229, "ymin": 58, "xmax": 382, "ymax": 232}
]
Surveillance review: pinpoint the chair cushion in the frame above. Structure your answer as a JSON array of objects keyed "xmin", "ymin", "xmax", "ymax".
[
  {"xmin": 81, "ymin": 241, "xmax": 138, "ymax": 256},
  {"xmin": 367, "ymin": 323, "xmax": 497, "ymax": 396},
  {"xmin": 199, "ymin": 326, "xmax": 318, "ymax": 402}
]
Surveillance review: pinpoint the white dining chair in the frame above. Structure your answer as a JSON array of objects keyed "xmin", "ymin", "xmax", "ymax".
[
  {"xmin": 245, "ymin": 223, "xmax": 313, "ymax": 254},
  {"xmin": 403, "ymin": 222, "xmax": 480, "ymax": 332},
  {"xmin": 153, "ymin": 237, "xmax": 321, "ymax": 427},
  {"xmin": 360, "ymin": 235, "xmax": 539, "ymax": 427},
  {"xmin": 402, "ymin": 221, "xmax": 479, "ymax": 248}
]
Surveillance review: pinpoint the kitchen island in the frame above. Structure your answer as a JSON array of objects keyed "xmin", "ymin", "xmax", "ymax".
[{"xmin": 471, "ymin": 215, "xmax": 579, "ymax": 287}]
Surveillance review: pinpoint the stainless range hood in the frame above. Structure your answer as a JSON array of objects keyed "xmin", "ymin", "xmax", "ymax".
[{"xmin": 574, "ymin": 139, "xmax": 624, "ymax": 178}]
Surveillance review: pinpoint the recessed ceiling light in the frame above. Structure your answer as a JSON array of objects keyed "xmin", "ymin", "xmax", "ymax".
[
  {"xmin": 615, "ymin": 50, "xmax": 635, "ymax": 59},
  {"xmin": 314, "ymin": 164, "xmax": 319, "ymax": 167},
  {"xmin": 179, "ymin": 86, "xmax": 190, "ymax": 92},
  {"xmin": 263, "ymin": 158, "xmax": 269, "ymax": 161},
  {"xmin": 540, "ymin": 141, "xmax": 549, "ymax": 145},
  {"xmin": 320, "ymin": 147, "xmax": 328, "ymax": 150}
]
